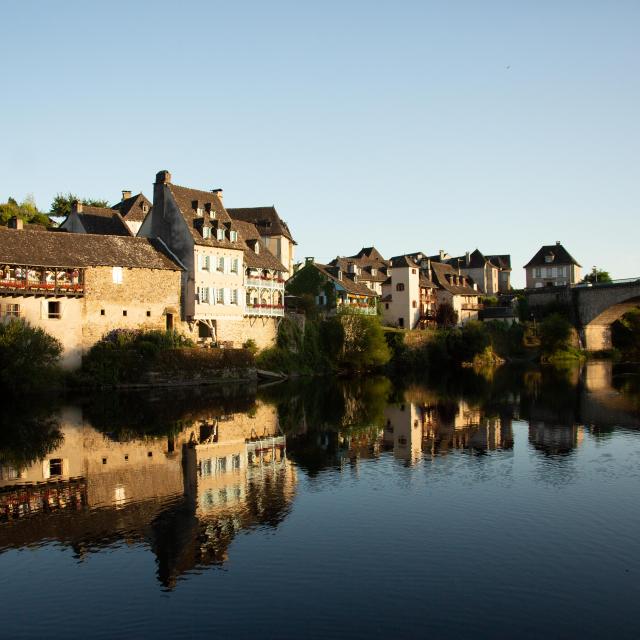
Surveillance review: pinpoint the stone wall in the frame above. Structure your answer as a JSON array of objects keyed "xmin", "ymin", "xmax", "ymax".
[{"xmin": 215, "ymin": 316, "xmax": 279, "ymax": 349}]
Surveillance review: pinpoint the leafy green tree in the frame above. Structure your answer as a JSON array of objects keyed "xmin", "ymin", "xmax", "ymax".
[
  {"xmin": 50, "ymin": 192, "xmax": 109, "ymax": 218},
  {"xmin": 337, "ymin": 309, "xmax": 391, "ymax": 370},
  {"xmin": 0, "ymin": 195, "xmax": 51, "ymax": 227},
  {"xmin": 612, "ymin": 308, "xmax": 640, "ymax": 355},
  {"xmin": 582, "ymin": 269, "xmax": 612, "ymax": 284},
  {"xmin": 436, "ymin": 302, "xmax": 458, "ymax": 327},
  {"xmin": 538, "ymin": 313, "xmax": 573, "ymax": 354},
  {"xmin": 0, "ymin": 320, "xmax": 63, "ymax": 391}
]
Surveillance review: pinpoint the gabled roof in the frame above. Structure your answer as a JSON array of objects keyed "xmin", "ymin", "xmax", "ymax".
[
  {"xmin": 418, "ymin": 274, "xmax": 437, "ymax": 289},
  {"xmin": 227, "ymin": 206, "xmax": 295, "ymax": 244},
  {"xmin": 112, "ymin": 193, "xmax": 152, "ymax": 222},
  {"xmin": 390, "ymin": 255, "xmax": 419, "ymax": 268},
  {"xmin": 430, "ymin": 261, "xmax": 478, "ymax": 295},
  {"xmin": 350, "ymin": 246, "xmax": 387, "ymax": 264},
  {"xmin": 69, "ymin": 206, "xmax": 132, "ymax": 236},
  {"xmin": 524, "ymin": 243, "xmax": 581, "ymax": 268},
  {"xmin": 303, "ymin": 262, "xmax": 377, "ymax": 297},
  {"xmin": 486, "ymin": 254, "xmax": 512, "ymax": 270},
  {"xmin": 231, "ymin": 219, "xmax": 287, "ymax": 272},
  {"xmin": 0, "ymin": 227, "xmax": 181, "ymax": 270},
  {"xmin": 328, "ymin": 257, "xmax": 388, "ymax": 282},
  {"xmin": 167, "ymin": 184, "xmax": 243, "ymax": 250}
]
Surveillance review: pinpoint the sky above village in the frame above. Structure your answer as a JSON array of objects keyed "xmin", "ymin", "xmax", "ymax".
[{"xmin": 1, "ymin": 0, "xmax": 638, "ymax": 287}]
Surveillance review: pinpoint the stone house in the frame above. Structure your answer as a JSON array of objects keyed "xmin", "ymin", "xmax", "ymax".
[
  {"xmin": 524, "ymin": 242, "xmax": 581, "ymax": 289},
  {"xmin": 0, "ymin": 223, "xmax": 183, "ymax": 368},
  {"xmin": 111, "ymin": 191, "xmax": 152, "ymax": 236},
  {"xmin": 381, "ymin": 255, "xmax": 438, "ymax": 329},
  {"xmin": 226, "ymin": 205, "xmax": 296, "ymax": 278},
  {"xmin": 445, "ymin": 249, "xmax": 512, "ymax": 295},
  {"xmin": 429, "ymin": 261, "xmax": 481, "ymax": 324},
  {"xmin": 139, "ymin": 171, "xmax": 287, "ymax": 348},
  {"xmin": 328, "ymin": 247, "xmax": 389, "ymax": 296},
  {"xmin": 59, "ymin": 201, "xmax": 132, "ymax": 236},
  {"xmin": 287, "ymin": 258, "xmax": 378, "ymax": 315}
]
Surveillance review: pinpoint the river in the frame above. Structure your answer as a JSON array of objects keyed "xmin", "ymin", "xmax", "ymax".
[{"xmin": 1, "ymin": 361, "xmax": 640, "ymax": 639}]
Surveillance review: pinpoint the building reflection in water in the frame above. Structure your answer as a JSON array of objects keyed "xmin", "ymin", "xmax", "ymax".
[{"xmin": 0, "ymin": 400, "xmax": 296, "ymax": 589}]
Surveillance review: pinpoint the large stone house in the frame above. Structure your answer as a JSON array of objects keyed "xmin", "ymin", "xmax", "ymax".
[
  {"xmin": 286, "ymin": 258, "xmax": 378, "ymax": 315},
  {"xmin": 139, "ymin": 171, "xmax": 287, "ymax": 347},
  {"xmin": 444, "ymin": 249, "xmax": 512, "ymax": 295},
  {"xmin": 226, "ymin": 206, "xmax": 296, "ymax": 278},
  {"xmin": 524, "ymin": 242, "xmax": 581, "ymax": 289},
  {"xmin": 381, "ymin": 255, "xmax": 438, "ymax": 329},
  {"xmin": 0, "ymin": 222, "xmax": 183, "ymax": 368}
]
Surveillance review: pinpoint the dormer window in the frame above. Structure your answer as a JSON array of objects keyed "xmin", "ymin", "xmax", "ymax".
[
  {"xmin": 196, "ymin": 207, "xmax": 204, "ymax": 217},
  {"xmin": 545, "ymin": 254, "xmax": 554, "ymax": 263},
  {"xmin": 371, "ymin": 268, "xmax": 376, "ymax": 276},
  {"xmin": 337, "ymin": 270, "xmax": 343, "ymax": 281},
  {"xmin": 203, "ymin": 227, "xmax": 211, "ymax": 239},
  {"xmin": 230, "ymin": 230, "xmax": 238, "ymax": 242},
  {"xmin": 142, "ymin": 203, "xmax": 149, "ymax": 214},
  {"xmin": 217, "ymin": 228, "xmax": 225, "ymax": 241}
]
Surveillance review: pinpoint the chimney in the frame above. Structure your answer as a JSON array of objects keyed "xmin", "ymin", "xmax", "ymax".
[
  {"xmin": 8, "ymin": 216, "xmax": 23, "ymax": 230},
  {"xmin": 211, "ymin": 188, "xmax": 223, "ymax": 202},
  {"xmin": 72, "ymin": 200, "xmax": 83, "ymax": 213},
  {"xmin": 155, "ymin": 170, "xmax": 172, "ymax": 184},
  {"xmin": 556, "ymin": 240, "xmax": 561, "ymax": 245},
  {"xmin": 121, "ymin": 190, "xmax": 132, "ymax": 201},
  {"xmin": 439, "ymin": 249, "xmax": 445, "ymax": 260},
  {"xmin": 465, "ymin": 251, "xmax": 470, "ymax": 266},
  {"xmin": 305, "ymin": 257, "xmax": 315, "ymax": 265}
]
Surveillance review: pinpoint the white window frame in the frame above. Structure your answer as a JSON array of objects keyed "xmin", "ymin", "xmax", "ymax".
[
  {"xmin": 231, "ymin": 258, "xmax": 239, "ymax": 274},
  {"xmin": 217, "ymin": 256, "xmax": 225, "ymax": 272},
  {"xmin": 112, "ymin": 266, "xmax": 123, "ymax": 284}
]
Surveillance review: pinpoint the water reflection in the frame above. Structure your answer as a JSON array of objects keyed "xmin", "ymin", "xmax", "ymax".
[{"xmin": 1, "ymin": 361, "xmax": 639, "ymax": 592}]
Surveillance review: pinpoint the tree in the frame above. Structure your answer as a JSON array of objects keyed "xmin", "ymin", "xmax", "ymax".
[
  {"xmin": 538, "ymin": 313, "xmax": 573, "ymax": 354},
  {"xmin": 582, "ymin": 269, "xmax": 612, "ymax": 284},
  {"xmin": 612, "ymin": 308, "xmax": 640, "ymax": 355},
  {"xmin": 50, "ymin": 192, "xmax": 110, "ymax": 218},
  {"xmin": 0, "ymin": 195, "xmax": 51, "ymax": 227},
  {"xmin": 337, "ymin": 309, "xmax": 391, "ymax": 370},
  {"xmin": 436, "ymin": 302, "xmax": 458, "ymax": 327}
]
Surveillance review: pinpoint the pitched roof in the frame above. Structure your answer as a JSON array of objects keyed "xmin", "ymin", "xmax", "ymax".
[
  {"xmin": 524, "ymin": 243, "xmax": 581, "ymax": 268},
  {"xmin": 328, "ymin": 257, "xmax": 388, "ymax": 282},
  {"xmin": 167, "ymin": 184, "xmax": 243, "ymax": 250},
  {"xmin": 70, "ymin": 206, "xmax": 132, "ymax": 236},
  {"xmin": 231, "ymin": 220, "xmax": 287, "ymax": 272},
  {"xmin": 112, "ymin": 193, "xmax": 152, "ymax": 222},
  {"xmin": 0, "ymin": 227, "xmax": 181, "ymax": 270},
  {"xmin": 350, "ymin": 246, "xmax": 387, "ymax": 264},
  {"xmin": 390, "ymin": 255, "xmax": 419, "ymax": 268},
  {"xmin": 306, "ymin": 262, "xmax": 377, "ymax": 297},
  {"xmin": 486, "ymin": 254, "xmax": 512, "ymax": 270},
  {"xmin": 430, "ymin": 261, "xmax": 478, "ymax": 295},
  {"xmin": 227, "ymin": 206, "xmax": 295, "ymax": 243}
]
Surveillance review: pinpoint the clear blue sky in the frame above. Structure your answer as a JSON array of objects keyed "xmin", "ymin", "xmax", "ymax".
[{"xmin": 1, "ymin": 0, "xmax": 638, "ymax": 286}]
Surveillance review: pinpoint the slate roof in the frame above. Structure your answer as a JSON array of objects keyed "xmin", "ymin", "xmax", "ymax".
[
  {"xmin": 390, "ymin": 255, "xmax": 419, "ymax": 268},
  {"xmin": 486, "ymin": 254, "xmax": 512, "ymax": 270},
  {"xmin": 350, "ymin": 246, "xmax": 387, "ymax": 265},
  {"xmin": 304, "ymin": 262, "xmax": 377, "ymax": 297},
  {"xmin": 231, "ymin": 220, "xmax": 287, "ymax": 272},
  {"xmin": 227, "ymin": 206, "xmax": 295, "ymax": 243},
  {"xmin": 70, "ymin": 206, "xmax": 132, "ymax": 236},
  {"xmin": 328, "ymin": 257, "xmax": 388, "ymax": 282},
  {"xmin": 524, "ymin": 243, "xmax": 581, "ymax": 268},
  {"xmin": 430, "ymin": 262, "xmax": 478, "ymax": 295},
  {"xmin": 167, "ymin": 184, "xmax": 243, "ymax": 250},
  {"xmin": 112, "ymin": 193, "xmax": 152, "ymax": 222},
  {"xmin": 0, "ymin": 226, "xmax": 181, "ymax": 270},
  {"xmin": 419, "ymin": 274, "xmax": 437, "ymax": 289}
]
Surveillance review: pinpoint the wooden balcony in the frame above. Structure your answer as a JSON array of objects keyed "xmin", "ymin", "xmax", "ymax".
[
  {"xmin": 0, "ymin": 279, "xmax": 84, "ymax": 297},
  {"xmin": 245, "ymin": 303, "xmax": 285, "ymax": 317}
]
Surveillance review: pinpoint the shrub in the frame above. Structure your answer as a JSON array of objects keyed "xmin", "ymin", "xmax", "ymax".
[
  {"xmin": 0, "ymin": 319, "xmax": 62, "ymax": 391},
  {"xmin": 539, "ymin": 313, "xmax": 573, "ymax": 355},
  {"xmin": 436, "ymin": 302, "xmax": 458, "ymax": 327}
]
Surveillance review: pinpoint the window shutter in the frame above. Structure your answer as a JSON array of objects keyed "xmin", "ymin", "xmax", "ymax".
[{"xmin": 210, "ymin": 287, "xmax": 215, "ymax": 304}]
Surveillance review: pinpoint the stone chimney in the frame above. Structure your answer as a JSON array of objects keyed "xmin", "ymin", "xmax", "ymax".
[
  {"xmin": 155, "ymin": 170, "xmax": 172, "ymax": 184},
  {"xmin": 122, "ymin": 190, "xmax": 132, "ymax": 201},
  {"xmin": 556, "ymin": 240, "xmax": 561, "ymax": 245},
  {"xmin": 8, "ymin": 216, "xmax": 23, "ymax": 230},
  {"xmin": 72, "ymin": 200, "xmax": 83, "ymax": 214},
  {"xmin": 465, "ymin": 251, "xmax": 470, "ymax": 266},
  {"xmin": 211, "ymin": 188, "xmax": 223, "ymax": 202}
]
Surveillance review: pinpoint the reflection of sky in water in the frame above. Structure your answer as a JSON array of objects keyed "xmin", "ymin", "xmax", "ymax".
[{"xmin": 1, "ymin": 365, "xmax": 640, "ymax": 639}]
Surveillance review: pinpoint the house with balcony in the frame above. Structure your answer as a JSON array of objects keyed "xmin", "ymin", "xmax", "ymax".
[
  {"xmin": 429, "ymin": 261, "xmax": 481, "ymax": 324},
  {"xmin": 139, "ymin": 171, "xmax": 286, "ymax": 348},
  {"xmin": 286, "ymin": 257, "xmax": 378, "ymax": 315},
  {"xmin": 524, "ymin": 242, "xmax": 581, "ymax": 289},
  {"xmin": 381, "ymin": 255, "xmax": 438, "ymax": 329},
  {"xmin": 0, "ymin": 221, "xmax": 183, "ymax": 368}
]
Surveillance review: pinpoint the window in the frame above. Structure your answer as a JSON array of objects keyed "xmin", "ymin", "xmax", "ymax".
[
  {"xmin": 534, "ymin": 268, "xmax": 542, "ymax": 278},
  {"xmin": 385, "ymin": 303, "xmax": 389, "ymax": 310},
  {"xmin": 203, "ymin": 226, "xmax": 211, "ymax": 239},
  {"xmin": 217, "ymin": 228, "xmax": 225, "ymax": 241},
  {"xmin": 146, "ymin": 310, "xmax": 151, "ymax": 317},
  {"xmin": 230, "ymin": 230, "xmax": 238, "ymax": 242},
  {"xmin": 412, "ymin": 269, "xmax": 417, "ymax": 274},
  {"xmin": 545, "ymin": 255, "xmax": 554, "ymax": 263},
  {"xmin": 201, "ymin": 458, "xmax": 213, "ymax": 477},
  {"xmin": 203, "ymin": 255, "xmax": 210, "ymax": 271},
  {"xmin": 122, "ymin": 310, "xmax": 127, "ymax": 317},
  {"xmin": 102, "ymin": 458, "xmax": 107, "ymax": 465},
  {"xmin": 49, "ymin": 459, "xmax": 63, "ymax": 477},
  {"xmin": 371, "ymin": 268, "xmax": 377, "ymax": 276},
  {"xmin": 216, "ymin": 457, "xmax": 227, "ymax": 473},
  {"xmin": 112, "ymin": 267, "xmax": 123, "ymax": 284},
  {"xmin": 217, "ymin": 256, "xmax": 225, "ymax": 272},
  {"xmin": 216, "ymin": 288, "xmax": 225, "ymax": 304},
  {"xmin": 412, "ymin": 300, "xmax": 417, "ymax": 308},
  {"xmin": 100, "ymin": 309, "xmax": 105, "ymax": 316},
  {"xmin": 47, "ymin": 301, "xmax": 61, "ymax": 319},
  {"xmin": 200, "ymin": 287, "xmax": 210, "ymax": 304},
  {"xmin": 6, "ymin": 303, "xmax": 20, "ymax": 317},
  {"xmin": 398, "ymin": 318, "xmax": 404, "ymax": 328},
  {"xmin": 396, "ymin": 283, "xmax": 405, "ymax": 291},
  {"xmin": 231, "ymin": 258, "xmax": 239, "ymax": 273},
  {"xmin": 232, "ymin": 454, "xmax": 241, "ymax": 470},
  {"xmin": 230, "ymin": 289, "xmax": 238, "ymax": 305}
]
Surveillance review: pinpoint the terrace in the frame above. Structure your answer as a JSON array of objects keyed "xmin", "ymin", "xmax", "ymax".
[{"xmin": 0, "ymin": 265, "xmax": 85, "ymax": 297}]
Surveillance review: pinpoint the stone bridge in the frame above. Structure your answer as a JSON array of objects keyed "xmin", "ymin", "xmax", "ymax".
[{"xmin": 527, "ymin": 279, "xmax": 640, "ymax": 350}]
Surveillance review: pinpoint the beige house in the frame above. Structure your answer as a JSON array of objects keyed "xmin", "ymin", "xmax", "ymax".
[
  {"xmin": 445, "ymin": 249, "xmax": 511, "ymax": 295},
  {"xmin": 139, "ymin": 171, "xmax": 287, "ymax": 348},
  {"xmin": 0, "ymin": 223, "xmax": 183, "ymax": 368},
  {"xmin": 429, "ymin": 261, "xmax": 481, "ymax": 324},
  {"xmin": 328, "ymin": 247, "xmax": 389, "ymax": 296},
  {"xmin": 524, "ymin": 242, "xmax": 582, "ymax": 289}
]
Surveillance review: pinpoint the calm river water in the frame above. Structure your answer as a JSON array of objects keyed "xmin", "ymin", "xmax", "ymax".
[{"xmin": 1, "ymin": 361, "xmax": 640, "ymax": 639}]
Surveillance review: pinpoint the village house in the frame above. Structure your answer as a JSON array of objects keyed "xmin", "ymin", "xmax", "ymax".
[
  {"xmin": 286, "ymin": 257, "xmax": 378, "ymax": 315},
  {"xmin": 226, "ymin": 206, "xmax": 296, "ymax": 277},
  {"xmin": 328, "ymin": 247, "xmax": 389, "ymax": 296},
  {"xmin": 111, "ymin": 191, "xmax": 152, "ymax": 236},
  {"xmin": 0, "ymin": 221, "xmax": 183, "ymax": 368},
  {"xmin": 429, "ymin": 260, "xmax": 482, "ymax": 324},
  {"xmin": 444, "ymin": 249, "xmax": 512, "ymax": 295},
  {"xmin": 138, "ymin": 170, "xmax": 287, "ymax": 348},
  {"xmin": 380, "ymin": 255, "xmax": 438, "ymax": 329},
  {"xmin": 524, "ymin": 241, "xmax": 581, "ymax": 288}
]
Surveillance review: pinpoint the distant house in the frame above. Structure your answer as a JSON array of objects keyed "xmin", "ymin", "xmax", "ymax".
[
  {"xmin": 445, "ymin": 249, "xmax": 512, "ymax": 295},
  {"xmin": 226, "ymin": 206, "xmax": 296, "ymax": 278},
  {"xmin": 428, "ymin": 261, "xmax": 481, "ymax": 324},
  {"xmin": 328, "ymin": 247, "xmax": 389, "ymax": 296},
  {"xmin": 111, "ymin": 191, "xmax": 152, "ymax": 236},
  {"xmin": 381, "ymin": 255, "xmax": 437, "ymax": 329},
  {"xmin": 524, "ymin": 242, "xmax": 581, "ymax": 288},
  {"xmin": 59, "ymin": 201, "xmax": 131, "ymax": 236},
  {"xmin": 286, "ymin": 258, "xmax": 378, "ymax": 315}
]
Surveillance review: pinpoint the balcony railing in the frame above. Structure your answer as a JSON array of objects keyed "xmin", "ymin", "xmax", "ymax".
[
  {"xmin": 245, "ymin": 277, "xmax": 286, "ymax": 289},
  {"xmin": 0, "ymin": 278, "xmax": 84, "ymax": 296},
  {"xmin": 461, "ymin": 303, "xmax": 483, "ymax": 311},
  {"xmin": 245, "ymin": 304, "xmax": 285, "ymax": 317}
]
